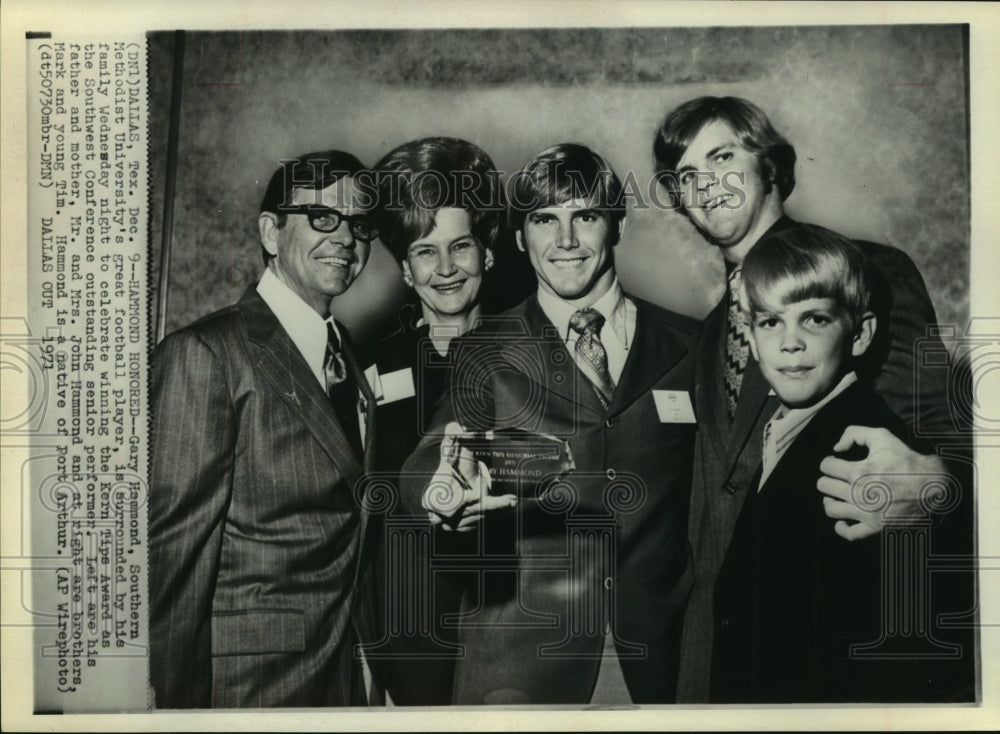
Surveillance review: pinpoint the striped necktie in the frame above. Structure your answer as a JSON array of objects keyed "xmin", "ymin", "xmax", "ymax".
[{"xmin": 569, "ymin": 308, "xmax": 616, "ymax": 409}]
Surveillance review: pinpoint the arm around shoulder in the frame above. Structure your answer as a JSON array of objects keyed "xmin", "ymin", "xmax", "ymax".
[{"xmin": 865, "ymin": 243, "xmax": 951, "ymax": 436}]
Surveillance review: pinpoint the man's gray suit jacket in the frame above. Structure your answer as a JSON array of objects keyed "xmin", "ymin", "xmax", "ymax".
[{"xmin": 149, "ymin": 286, "xmax": 376, "ymax": 708}]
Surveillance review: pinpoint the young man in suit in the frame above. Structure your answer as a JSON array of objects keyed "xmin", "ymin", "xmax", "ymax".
[
  {"xmin": 652, "ymin": 97, "xmax": 964, "ymax": 702},
  {"xmin": 712, "ymin": 225, "xmax": 968, "ymax": 702},
  {"xmin": 148, "ymin": 150, "xmax": 378, "ymax": 708},
  {"xmin": 400, "ymin": 143, "xmax": 700, "ymax": 704}
]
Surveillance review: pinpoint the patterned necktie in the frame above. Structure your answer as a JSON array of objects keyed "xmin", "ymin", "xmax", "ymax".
[
  {"xmin": 569, "ymin": 308, "xmax": 616, "ymax": 408},
  {"xmin": 325, "ymin": 321, "xmax": 363, "ymax": 458},
  {"xmin": 725, "ymin": 267, "xmax": 751, "ymax": 419},
  {"xmin": 324, "ymin": 322, "xmax": 348, "ymax": 389}
]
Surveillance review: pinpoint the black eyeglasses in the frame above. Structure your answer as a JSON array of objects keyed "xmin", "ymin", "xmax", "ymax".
[{"xmin": 278, "ymin": 205, "xmax": 379, "ymax": 242}]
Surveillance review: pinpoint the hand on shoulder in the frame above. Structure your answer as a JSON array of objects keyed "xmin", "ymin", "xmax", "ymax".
[{"xmin": 817, "ymin": 425, "xmax": 946, "ymax": 541}]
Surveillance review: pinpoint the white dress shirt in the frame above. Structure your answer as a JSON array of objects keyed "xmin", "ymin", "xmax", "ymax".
[
  {"xmin": 536, "ymin": 276, "xmax": 636, "ymax": 385},
  {"xmin": 257, "ymin": 267, "xmax": 344, "ymax": 388},
  {"xmin": 257, "ymin": 268, "xmax": 364, "ymax": 440}
]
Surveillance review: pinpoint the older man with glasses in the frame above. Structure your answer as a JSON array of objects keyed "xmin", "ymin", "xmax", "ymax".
[{"xmin": 148, "ymin": 150, "xmax": 379, "ymax": 708}]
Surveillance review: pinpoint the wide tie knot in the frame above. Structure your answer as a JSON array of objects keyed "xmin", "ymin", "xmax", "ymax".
[
  {"xmin": 569, "ymin": 307, "xmax": 606, "ymax": 337},
  {"xmin": 728, "ymin": 267, "xmax": 748, "ymax": 329}
]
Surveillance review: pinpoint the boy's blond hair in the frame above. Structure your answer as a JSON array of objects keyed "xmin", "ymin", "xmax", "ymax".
[{"xmin": 739, "ymin": 223, "xmax": 874, "ymax": 328}]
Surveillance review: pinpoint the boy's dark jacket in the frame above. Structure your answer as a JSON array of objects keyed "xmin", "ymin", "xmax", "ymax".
[{"xmin": 710, "ymin": 380, "xmax": 973, "ymax": 703}]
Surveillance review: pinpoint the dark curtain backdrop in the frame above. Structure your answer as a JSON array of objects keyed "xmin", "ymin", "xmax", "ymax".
[{"xmin": 147, "ymin": 26, "xmax": 969, "ymax": 361}]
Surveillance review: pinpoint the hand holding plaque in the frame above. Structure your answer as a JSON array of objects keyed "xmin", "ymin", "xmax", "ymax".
[
  {"xmin": 457, "ymin": 426, "xmax": 576, "ymax": 500},
  {"xmin": 422, "ymin": 422, "xmax": 518, "ymax": 532}
]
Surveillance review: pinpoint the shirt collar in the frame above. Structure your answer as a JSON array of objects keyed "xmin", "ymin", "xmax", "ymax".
[
  {"xmin": 257, "ymin": 267, "xmax": 337, "ymax": 385},
  {"xmin": 770, "ymin": 371, "xmax": 859, "ymax": 451},
  {"xmin": 536, "ymin": 276, "xmax": 627, "ymax": 344}
]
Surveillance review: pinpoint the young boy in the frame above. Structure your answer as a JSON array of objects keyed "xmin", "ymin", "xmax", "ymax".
[{"xmin": 709, "ymin": 224, "xmax": 930, "ymax": 703}]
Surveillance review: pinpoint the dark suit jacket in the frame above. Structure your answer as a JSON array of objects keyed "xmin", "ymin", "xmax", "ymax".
[
  {"xmin": 361, "ymin": 311, "xmax": 468, "ymax": 705},
  {"xmin": 400, "ymin": 293, "xmax": 700, "ymax": 704},
  {"xmin": 676, "ymin": 217, "xmax": 953, "ymax": 702},
  {"xmin": 371, "ymin": 308, "xmax": 451, "ymax": 477},
  {"xmin": 711, "ymin": 382, "xmax": 972, "ymax": 702},
  {"xmin": 148, "ymin": 286, "xmax": 376, "ymax": 708}
]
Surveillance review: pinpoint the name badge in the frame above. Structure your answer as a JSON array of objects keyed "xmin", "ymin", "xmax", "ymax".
[
  {"xmin": 652, "ymin": 390, "xmax": 697, "ymax": 424},
  {"xmin": 364, "ymin": 365, "xmax": 416, "ymax": 405}
]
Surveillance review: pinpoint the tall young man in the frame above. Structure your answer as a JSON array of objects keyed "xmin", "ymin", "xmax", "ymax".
[{"xmin": 400, "ymin": 144, "xmax": 699, "ymax": 704}]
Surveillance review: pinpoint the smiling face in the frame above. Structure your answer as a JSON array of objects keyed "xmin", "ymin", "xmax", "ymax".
[
  {"xmin": 676, "ymin": 119, "xmax": 783, "ymax": 263},
  {"xmin": 403, "ymin": 207, "xmax": 491, "ymax": 321},
  {"xmin": 749, "ymin": 295, "xmax": 873, "ymax": 409},
  {"xmin": 516, "ymin": 197, "xmax": 622, "ymax": 308},
  {"xmin": 259, "ymin": 176, "xmax": 371, "ymax": 316}
]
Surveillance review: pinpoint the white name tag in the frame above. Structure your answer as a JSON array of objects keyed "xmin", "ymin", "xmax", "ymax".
[
  {"xmin": 652, "ymin": 390, "xmax": 697, "ymax": 424},
  {"xmin": 365, "ymin": 366, "xmax": 416, "ymax": 405}
]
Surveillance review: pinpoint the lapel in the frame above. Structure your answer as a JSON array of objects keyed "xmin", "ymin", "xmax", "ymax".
[
  {"xmin": 722, "ymin": 214, "xmax": 798, "ymax": 470},
  {"xmin": 338, "ymin": 326, "xmax": 377, "ymax": 473},
  {"xmin": 607, "ymin": 298, "xmax": 688, "ymax": 415},
  {"xmin": 516, "ymin": 293, "xmax": 690, "ymax": 416},
  {"xmin": 338, "ymin": 324, "xmax": 377, "ymax": 593},
  {"xmin": 239, "ymin": 286, "xmax": 363, "ymax": 480},
  {"xmin": 758, "ymin": 382, "xmax": 864, "ymax": 501},
  {"xmin": 695, "ymin": 282, "xmax": 777, "ymax": 476},
  {"xmin": 695, "ymin": 300, "xmax": 732, "ymax": 457},
  {"xmin": 729, "ymin": 355, "xmax": 773, "ymax": 438}
]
